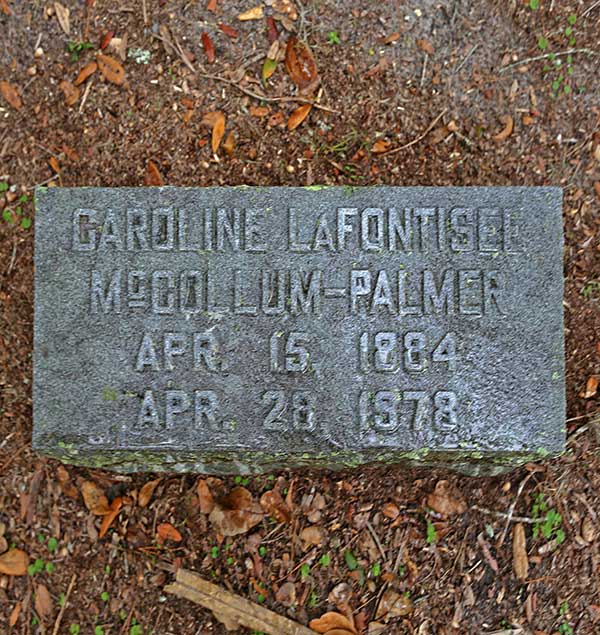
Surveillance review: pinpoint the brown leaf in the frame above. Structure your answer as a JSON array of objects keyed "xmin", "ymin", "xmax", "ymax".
[
  {"xmin": 492, "ymin": 114, "xmax": 514, "ymax": 142},
  {"xmin": 272, "ymin": 0, "xmax": 298, "ymax": 20},
  {"xmin": 208, "ymin": 486, "xmax": 264, "ymax": 536},
  {"xmin": 266, "ymin": 16, "xmax": 279, "ymax": 43},
  {"xmin": 0, "ymin": 549, "xmax": 29, "ymax": 576},
  {"xmin": 594, "ymin": 181, "xmax": 600, "ymax": 201},
  {"xmin": 0, "ymin": 80, "xmax": 22, "ymax": 110},
  {"xmin": 49, "ymin": 156, "xmax": 61, "ymax": 174},
  {"xmin": 287, "ymin": 103, "xmax": 311, "ymax": 131},
  {"xmin": 144, "ymin": 160, "xmax": 164, "ymax": 186},
  {"xmin": 54, "ymin": 2, "xmax": 70, "ymax": 35},
  {"xmin": 59, "ymin": 79, "xmax": 79, "ymax": 106},
  {"xmin": 309, "ymin": 612, "xmax": 357, "ymax": 634},
  {"xmin": 197, "ymin": 479, "xmax": 215, "ymax": 514},
  {"xmin": 426, "ymin": 480, "xmax": 466, "ymax": 515},
  {"xmin": 513, "ymin": 522, "xmax": 529, "ymax": 580},
  {"xmin": 375, "ymin": 590, "xmax": 413, "ymax": 620},
  {"xmin": 81, "ymin": 480, "xmax": 110, "ymax": 515},
  {"xmin": 218, "ymin": 23, "xmax": 239, "ymax": 38},
  {"xmin": 382, "ymin": 502, "xmax": 400, "ymax": 520},
  {"xmin": 260, "ymin": 489, "xmax": 291, "ymax": 523},
  {"xmin": 237, "ymin": 5, "xmax": 264, "ymax": 20},
  {"xmin": 416, "ymin": 38, "xmax": 434, "ymax": 55},
  {"xmin": 372, "ymin": 139, "xmax": 391, "ymax": 154},
  {"xmin": 99, "ymin": 497, "xmax": 123, "ymax": 539},
  {"xmin": 139, "ymin": 478, "xmax": 161, "ymax": 507},
  {"xmin": 35, "ymin": 583, "xmax": 53, "ymax": 620},
  {"xmin": 285, "ymin": 36, "xmax": 319, "ymax": 95},
  {"xmin": 201, "ymin": 32, "xmax": 215, "ymax": 63},
  {"xmin": 100, "ymin": 30, "xmax": 114, "ymax": 50},
  {"xmin": 299, "ymin": 525, "xmax": 323, "ymax": 550},
  {"xmin": 275, "ymin": 581, "xmax": 296, "ymax": 607},
  {"xmin": 9, "ymin": 601, "xmax": 21, "ymax": 627},
  {"xmin": 0, "ymin": 0, "xmax": 11, "ymax": 16},
  {"xmin": 157, "ymin": 522, "xmax": 183, "ymax": 543},
  {"xmin": 74, "ymin": 61, "xmax": 97, "ymax": 86},
  {"xmin": 211, "ymin": 111, "xmax": 226, "ymax": 153},
  {"xmin": 222, "ymin": 131, "xmax": 235, "ymax": 157},
  {"xmin": 383, "ymin": 32, "xmax": 401, "ymax": 44},
  {"xmin": 584, "ymin": 376, "xmax": 598, "ymax": 399},
  {"xmin": 207, "ymin": 0, "xmax": 217, "ymax": 11},
  {"xmin": 250, "ymin": 105, "xmax": 270, "ymax": 117},
  {"xmin": 97, "ymin": 53, "xmax": 125, "ymax": 85},
  {"xmin": 56, "ymin": 465, "xmax": 78, "ymax": 499}
]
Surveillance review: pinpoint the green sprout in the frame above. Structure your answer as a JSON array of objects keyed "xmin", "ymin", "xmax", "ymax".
[
  {"xmin": 67, "ymin": 41, "xmax": 94, "ymax": 62},
  {"xmin": 531, "ymin": 493, "xmax": 565, "ymax": 545},
  {"xmin": 327, "ymin": 31, "xmax": 341, "ymax": 45},
  {"xmin": 426, "ymin": 519, "xmax": 438, "ymax": 544}
]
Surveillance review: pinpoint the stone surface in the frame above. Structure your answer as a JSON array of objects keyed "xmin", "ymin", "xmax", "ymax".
[{"xmin": 33, "ymin": 186, "xmax": 565, "ymax": 475}]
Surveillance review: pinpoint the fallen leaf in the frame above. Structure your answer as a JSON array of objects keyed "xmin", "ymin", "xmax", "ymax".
[
  {"xmin": 0, "ymin": 0, "xmax": 11, "ymax": 16},
  {"xmin": 222, "ymin": 131, "xmax": 235, "ymax": 157},
  {"xmin": 266, "ymin": 16, "xmax": 278, "ymax": 43},
  {"xmin": 144, "ymin": 160, "xmax": 164, "ymax": 186},
  {"xmin": 54, "ymin": 2, "xmax": 70, "ymax": 35},
  {"xmin": 372, "ymin": 139, "xmax": 392, "ymax": 153},
  {"xmin": 207, "ymin": 0, "xmax": 217, "ymax": 11},
  {"xmin": 416, "ymin": 38, "xmax": 434, "ymax": 55},
  {"xmin": 157, "ymin": 522, "xmax": 183, "ymax": 543},
  {"xmin": 594, "ymin": 181, "xmax": 600, "ymax": 201},
  {"xmin": 268, "ymin": 111, "xmax": 284, "ymax": 127},
  {"xmin": 49, "ymin": 156, "xmax": 61, "ymax": 174},
  {"xmin": 260, "ymin": 489, "xmax": 291, "ymax": 523},
  {"xmin": 59, "ymin": 79, "xmax": 79, "ymax": 106},
  {"xmin": 81, "ymin": 480, "xmax": 110, "ymax": 515},
  {"xmin": 375, "ymin": 589, "xmax": 413, "ymax": 620},
  {"xmin": 383, "ymin": 32, "xmax": 401, "ymax": 44},
  {"xmin": 299, "ymin": 524, "xmax": 323, "ymax": 550},
  {"xmin": 237, "ymin": 5, "xmax": 264, "ymax": 20},
  {"xmin": 138, "ymin": 478, "xmax": 161, "ymax": 507},
  {"xmin": 208, "ymin": 486, "xmax": 264, "ymax": 536},
  {"xmin": 272, "ymin": 0, "xmax": 298, "ymax": 20},
  {"xmin": 0, "ymin": 549, "xmax": 29, "ymax": 576},
  {"xmin": 218, "ymin": 23, "xmax": 239, "ymax": 38},
  {"xmin": 285, "ymin": 36, "xmax": 319, "ymax": 95},
  {"xmin": 35, "ymin": 583, "xmax": 53, "ymax": 620},
  {"xmin": 250, "ymin": 105, "xmax": 270, "ymax": 117},
  {"xmin": 197, "ymin": 479, "xmax": 215, "ymax": 514},
  {"xmin": 0, "ymin": 80, "xmax": 22, "ymax": 110},
  {"xmin": 513, "ymin": 522, "xmax": 529, "ymax": 580},
  {"xmin": 275, "ymin": 581, "xmax": 296, "ymax": 607},
  {"xmin": 287, "ymin": 103, "xmax": 311, "ymax": 130},
  {"xmin": 382, "ymin": 502, "xmax": 400, "ymax": 520},
  {"xmin": 100, "ymin": 30, "xmax": 114, "ymax": 50},
  {"xmin": 426, "ymin": 480, "xmax": 466, "ymax": 515},
  {"xmin": 492, "ymin": 114, "xmax": 514, "ymax": 142},
  {"xmin": 201, "ymin": 32, "xmax": 215, "ymax": 63},
  {"xmin": 262, "ymin": 57, "xmax": 278, "ymax": 83},
  {"xmin": 201, "ymin": 110, "xmax": 222, "ymax": 127},
  {"xmin": 211, "ymin": 111, "xmax": 226, "ymax": 153},
  {"xmin": 97, "ymin": 53, "xmax": 125, "ymax": 85},
  {"xmin": 309, "ymin": 612, "xmax": 357, "ymax": 634},
  {"xmin": 74, "ymin": 61, "xmax": 97, "ymax": 85},
  {"xmin": 9, "ymin": 601, "xmax": 21, "ymax": 627},
  {"xmin": 109, "ymin": 35, "xmax": 128, "ymax": 61},
  {"xmin": 328, "ymin": 582, "xmax": 351, "ymax": 607},
  {"xmin": 99, "ymin": 497, "xmax": 123, "ymax": 539},
  {"xmin": 582, "ymin": 516, "xmax": 595, "ymax": 543},
  {"xmin": 584, "ymin": 376, "xmax": 598, "ymax": 398}
]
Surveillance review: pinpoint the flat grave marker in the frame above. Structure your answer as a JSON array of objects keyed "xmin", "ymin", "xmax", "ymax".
[{"xmin": 33, "ymin": 186, "xmax": 565, "ymax": 474}]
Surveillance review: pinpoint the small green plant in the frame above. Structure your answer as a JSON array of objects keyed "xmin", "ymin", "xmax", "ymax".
[
  {"xmin": 101, "ymin": 591, "xmax": 110, "ymax": 602},
  {"xmin": 95, "ymin": 627, "xmax": 105, "ymax": 635},
  {"xmin": 344, "ymin": 550, "xmax": 359, "ymax": 571},
  {"xmin": 582, "ymin": 279, "xmax": 600, "ymax": 299},
  {"xmin": 45, "ymin": 562, "xmax": 55, "ymax": 574},
  {"xmin": 531, "ymin": 493, "xmax": 565, "ymax": 544},
  {"xmin": 319, "ymin": 553, "xmax": 331, "ymax": 567},
  {"xmin": 67, "ymin": 40, "xmax": 94, "ymax": 62},
  {"xmin": 258, "ymin": 546, "xmax": 267, "ymax": 557},
  {"xmin": 28, "ymin": 558, "xmax": 45, "ymax": 577},
  {"xmin": 538, "ymin": 13, "xmax": 580, "ymax": 96},
  {"xmin": 371, "ymin": 562, "xmax": 381, "ymax": 577},
  {"xmin": 529, "ymin": 0, "xmax": 539, "ymax": 8},
  {"xmin": 558, "ymin": 601, "xmax": 574, "ymax": 634},
  {"xmin": 47, "ymin": 537, "xmax": 58, "ymax": 553},
  {"xmin": 69, "ymin": 625, "xmax": 81, "ymax": 635},
  {"xmin": 300, "ymin": 563, "xmax": 311, "ymax": 579},
  {"xmin": 130, "ymin": 618, "xmax": 142, "ymax": 635},
  {"xmin": 327, "ymin": 31, "xmax": 341, "ymax": 45},
  {"xmin": 426, "ymin": 519, "xmax": 438, "ymax": 544},
  {"xmin": 211, "ymin": 546, "xmax": 219, "ymax": 558}
]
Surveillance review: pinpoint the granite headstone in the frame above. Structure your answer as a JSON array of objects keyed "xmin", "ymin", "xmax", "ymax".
[{"xmin": 33, "ymin": 187, "xmax": 565, "ymax": 474}]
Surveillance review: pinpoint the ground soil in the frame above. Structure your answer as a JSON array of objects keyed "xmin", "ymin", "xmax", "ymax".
[{"xmin": 1, "ymin": 0, "xmax": 600, "ymax": 634}]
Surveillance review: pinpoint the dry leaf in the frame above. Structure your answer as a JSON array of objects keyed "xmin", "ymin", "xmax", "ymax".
[
  {"xmin": 74, "ymin": 61, "xmax": 97, "ymax": 86},
  {"xmin": 376, "ymin": 589, "xmax": 413, "ymax": 620},
  {"xmin": 582, "ymin": 517, "xmax": 595, "ymax": 543},
  {"xmin": 382, "ymin": 502, "xmax": 400, "ymax": 520},
  {"xmin": 222, "ymin": 131, "xmax": 235, "ymax": 157},
  {"xmin": 0, "ymin": 80, "xmax": 22, "ymax": 110},
  {"xmin": 9, "ymin": 601, "xmax": 21, "ymax": 627},
  {"xmin": 144, "ymin": 160, "xmax": 164, "ymax": 186},
  {"xmin": 492, "ymin": 114, "xmax": 514, "ymax": 142},
  {"xmin": 207, "ymin": 0, "xmax": 217, "ymax": 11},
  {"xmin": 97, "ymin": 53, "xmax": 125, "ymax": 85},
  {"xmin": 238, "ymin": 5, "xmax": 264, "ymax": 20},
  {"xmin": 250, "ymin": 105, "xmax": 270, "ymax": 117},
  {"xmin": 54, "ymin": 2, "xmax": 70, "ymax": 35},
  {"xmin": 275, "ymin": 581, "xmax": 296, "ymax": 607},
  {"xmin": 268, "ymin": 111, "xmax": 284, "ymax": 127},
  {"xmin": 372, "ymin": 139, "xmax": 392, "ymax": 154},
  {"xmin": 285, "ymin": 36, "xmax": 319, "ymax": 95},
  {"xmin": 513, "ymin": 522, "xmax": 529, "ymax": 580},
  {"xmin": 299, "ymin": 525, "xmax": 323, "ymax": 550},
  {"xmin": 139, "ymin": 478, "xmax": 161, "ymax": 507},
  {"xmin": 201, "ymin": 110, "xmax": 222, "ymax": 127},
  {"xmin": 208, "ymin": 486, "xmax": 264, "ymax": 536},
  {"xmin": 59, "ymin": 79, "xmax": 79, "ymax": 106},
  {"xmin": 383, "ymin": 32, "xmax": 401, "ymax": 44},
  {"xmin": 201, "ymin": 32, "xmax": 215, "ymax": 63},
  {"xmin": 49, "ymin": 156, "xmax": 61, "ymax": 174},
  {"xmin": 287, "ymin": 103, "xmax": 311, "ymax": 130},
  {"xmin": 262, "ymin": 57, "xmax": 278, "ymax": 83},
  {"xmin": 593, "ymin": 181, "xmax": 600, "ymax": 201},
  {"xmin": 100, "ymin": 30, "xmax": 113, "ymax": 50},
  {"xmin": 426, "ymin": 480, "xmax": 466, "ymax": 515},
  {"xmin": 266, "ymin": 16, "xmax": 278, "ymax": 42},
  {"xmin": 57, "ymin": 465, "xmax": 78, "ymax": 499},
  {"xmin": 81, "ymin": 480, "xmax": 110, "ymax": 515},
  {"xmin": 584, "ymin": 376, "xmax": 598, "ymax": 398},
  {"xmin": 197, "ymin": 479, "xmax": 215, "ymax": 513},
  {"xmin": 109, "ymin": 35, "xmax": 128, "ymax": 61},
  {"xmin": 0, "ymin": 549, "xmax": 29, "ymax": 576},
  {"xmin": 157, "ymin": 522, "xmax": 183, "ymax": 543},
  {"xmin": 35, "ymin": 583, "xmax": 53, "ymax": 620},
  {"xmin": 260, "ymin": 489, "xmax": 291, "ymax": 523},
  {"xmin": 309, "ymin": 612, "xmax": 357, "ymax": 634},
  {"xmin": 416, "ymin": 38, "xmax": 434, "ymax": 55},
  {"xmin": 218, "ymin": 23, "xmax": 239, "ymax": 38},
  {"xmin": 211, "ymin": 111, "xmax": 226, "ymax": 153},
  {"xmin": 0, "ymin": 0, "xmax": 11, "ymax": 16},
  {"xmin": 99, "ymin": 497, "xmax": 123, "ymax": 539}
]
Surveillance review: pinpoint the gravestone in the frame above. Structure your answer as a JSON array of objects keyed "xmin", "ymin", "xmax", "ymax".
[{"xmin": 33, "ymin": 186, "xmax": 565, "ymax": 475}]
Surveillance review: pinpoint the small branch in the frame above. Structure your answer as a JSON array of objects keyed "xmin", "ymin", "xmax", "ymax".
[
  {"xmin": 499, "ymin": 48, "xmax": 600, "ymax": 73},
  {"xmin": 454, "ymin": 44, "xmax": 480, "ymax": 74},
  {"xmin": 51, "ymin": 574, "xmax": 76, "ymax": 635},
  {"xmin": 382, "ymin": 108, "xmax": 448, "ymax": 156},
  {"xmin": 497, "ymin": 472, "xmax": 536, "ymax": 548},
  {"xmin": 472, "ymin": 505, "xmax": 548, "ymax": 524},
  {"xmin": 366, "ymin": 520, "xmax": 387, "ymax": 561},
  {"xmin": 582, "ymin": 0, "xmax": 600, "ymax": 18}
]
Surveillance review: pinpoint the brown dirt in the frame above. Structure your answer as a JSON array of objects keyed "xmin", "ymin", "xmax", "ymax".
[{"xmin": 1, "ymin": 0, "xmax": 600, "ymax": 633}]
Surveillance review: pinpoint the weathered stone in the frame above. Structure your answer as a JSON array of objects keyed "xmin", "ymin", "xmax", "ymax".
[{"xmin": 33, "ymin": 186, "xmax": 565, "ymax": 474}]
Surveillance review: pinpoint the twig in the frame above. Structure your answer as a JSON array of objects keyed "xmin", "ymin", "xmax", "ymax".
[
  {"xmin": 51, "ymin": 574, "xmax": 76, "ymax": 635},
  {"xmin": 499, "ymin": 48, "xmax": 600, "ymax": 73},
  {"xmin": 366, "ymin": 520, "xmax": 387, "ymax": 561},
  {"xmin": 472, "ymin": 505, "xmax": 548, "ymax": 524},
  {"xmin": 454, "ymin": 44, "xmax": 480, "ymax": 74},
  {"xmin": 142, "ymin": 0, "xmax": 148, "ymax": 25},
  {"xmin": 582, "ymin": 0, "xmax": 600, "ymax": 18},
  {"xmin": 420, "ymin": 52, "xmax": 428, "ymax": 88},
  {"xmin": 382, "ymin": 108, "xmax": 448, "ymax": 156},
  {"xmin": 197, "ymin": 72, "xmax": 339, "ymax": 113},
  {"xmin": 497, "ymin": 472, "xmax": 536, "ymax": 548},
  {"xmin": 79, "ymin": 78, "xmax": 93, "ymax": 113}
]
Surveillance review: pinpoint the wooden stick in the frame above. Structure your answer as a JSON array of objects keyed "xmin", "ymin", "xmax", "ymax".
[
  {"xmin": 165, "ymin": 568, "xmax": 314, "ymax": 635},
  {"xmin": 51, "ymin": 574, "xmax": 76, "ymax": 635},
  {"xmin": 382, "ymin": 109, "xmax": 448, "ymax": 156}
]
